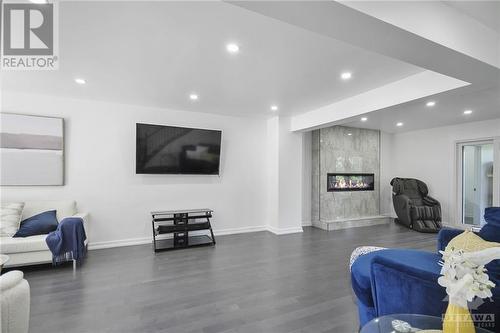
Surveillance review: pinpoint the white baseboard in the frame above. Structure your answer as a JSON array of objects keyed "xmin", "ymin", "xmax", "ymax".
[
  {"xmin": 214, "ymin": 225, "xmax": 267, "ymax": 236},
  {"xmin": 88, "ymin": 225, "xmax": 268, "ymax": 250},
  {"xmin": 266, "ymin": 225, "xmax": 304, "ymax": 235},
  {"xmin": 302, "ymin": 220, "xmax": 312, "ymax": 227},
  {"xmin": 88, "ymin": 237, "xmax": 151, "ymax": 250}
]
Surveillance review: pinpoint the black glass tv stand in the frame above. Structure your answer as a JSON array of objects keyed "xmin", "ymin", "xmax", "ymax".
[{"xmin": 151, "ymin": 209, "xmax": 216, "ymax": 252}]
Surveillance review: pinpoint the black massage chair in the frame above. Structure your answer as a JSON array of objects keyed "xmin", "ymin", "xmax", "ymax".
[{"xmin": 390, "ymin": 177, "xmax": 442, "ymax": 233}]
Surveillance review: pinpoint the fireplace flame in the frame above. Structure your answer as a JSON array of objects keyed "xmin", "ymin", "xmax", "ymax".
[
  {"xmin": 327, "ymin": 174, "xmax": 374, "ymax": 191},
  {"xmin": 333, "ymin": 178, "xmax": 369, "ymax": 189}
]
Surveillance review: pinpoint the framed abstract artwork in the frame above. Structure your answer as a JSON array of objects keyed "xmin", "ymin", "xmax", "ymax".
[{"xmin": 0, "ymin": 113, "xmax": 64, "ymax": 186}]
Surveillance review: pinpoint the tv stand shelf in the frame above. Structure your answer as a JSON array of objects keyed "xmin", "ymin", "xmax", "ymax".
[{"xmin": 151, "ymin": 209, "xmax": 216, "ymax": 252}]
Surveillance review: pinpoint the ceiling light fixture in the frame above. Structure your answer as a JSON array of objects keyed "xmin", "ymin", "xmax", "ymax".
[
  {"xmin": 74, "ymin": 78, "xmax": 86, "ymax": 85},
  {"xmin": 270, "ymin": 105, "xmax": 279, "ymax": 111},
  {"xmin": 340, "ymin": 72, "xmax": 352, "ymax": 80},
  {"xmin": 426, "ymin": 101, "xmax": 436, "ymax": 107},
  {"xmin": 30, "ymin": 0, "xmax": 48, "ymax": 3},
  {"xmin": 361, "ymin": 117, "xmax": 368, "ymax": 122},
  {"xmin": 189, "ymin": 93, "xmax": 199, "ymax": 101},
  {"xmin": 396, "ymin": 122, "xmax": 404, "ymax": 127},
  {"xmin": 463, "ymin": 109, "xmax": 473, "ymax": 115},
  {"xmin": 226, "ymin": 43, "xmax": 240, "ymax": 54},
  {"xmin": 347, "ymin": 133, "xmax": 352, "ymax": 136}
]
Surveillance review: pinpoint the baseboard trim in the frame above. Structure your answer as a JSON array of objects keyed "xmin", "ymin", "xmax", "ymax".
[
  {"xmin": 266, "ymin": 225, "xmax": 304, "ymax": 235},
  {"xmin": 88, "ymin": 225, "xmax": 269, "ymax": 250},
  {"xmin": 214, "ymin": 225, "xmax": 268, "ymax": 236},
  {"xmin": 88, "ymin": 237, "xmax": 151, "ymax": 250},
  {"xmin": 302, "ymin": 220, "xmax": 312, "ymax": 227}
]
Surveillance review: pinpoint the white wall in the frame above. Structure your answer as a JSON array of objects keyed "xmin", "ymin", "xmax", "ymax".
[
  {"xmin": 1, "ymin": 92, "xmax": 270, "ymax": 248},
  {"xmin": 381, "ymin": 118, "xmax": 500, "ymax": 224},
  {"xmin": 277, "ymin": 116, "xmax": 303, "ymax": 233},
  {"xmin": 265, "ymin": 117, "xmax": 280, "ymax": 231},
  {"xmin": 265, "ymin": 116, "xmax": 304, "ymax": 234},
  {"xmin": 301, "ymin": 131, "xmax": 312, "ymax": 226},
  {"xmin": 379, "ymin": 131, "xmax": 394, "ymax": 217}
]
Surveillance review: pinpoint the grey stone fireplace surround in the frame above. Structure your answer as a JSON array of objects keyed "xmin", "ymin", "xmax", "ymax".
[{"xmin": 312, "ymin": 126, "xmax": 390, "ymax": 230}]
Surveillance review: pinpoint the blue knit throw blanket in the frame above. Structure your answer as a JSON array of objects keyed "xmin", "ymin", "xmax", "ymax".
[{"xmin": 46, "ymin": 217, "xmax": 87, "ymax": 265}]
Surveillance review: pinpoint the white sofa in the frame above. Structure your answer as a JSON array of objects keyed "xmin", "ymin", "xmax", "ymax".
[
  {"xmin": 0, "ymin": 201, "xmax": 89, "ymax": 268},
  {"xmin": 1, "ymin": 271, "xmax": 30, "ymax": 333}
]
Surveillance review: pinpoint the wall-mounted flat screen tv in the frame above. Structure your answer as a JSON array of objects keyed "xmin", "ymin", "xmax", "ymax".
[{"xmin": 136, "ymin": 123, "xmax": 222, "ymax": 175}]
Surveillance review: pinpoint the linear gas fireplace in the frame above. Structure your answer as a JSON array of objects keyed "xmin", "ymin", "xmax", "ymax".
[{"xmin": 327, "ymin": 173, "xmax": 375, "ymax": 192}]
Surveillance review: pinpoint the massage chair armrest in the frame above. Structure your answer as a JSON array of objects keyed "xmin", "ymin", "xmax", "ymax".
[
  {"xmin": 393, "ymin": 194, "xmax": 412, "ymax": 225},
  {"xmin": 423, "ymin": 195, "xmax": 440, "ymax": 207},
  {"xmin": 393, "ymin": 194, "xmax": 411, "ymax": 205},
  {"xmin": 370, "ymin": 256, "xmax": 446, "ymax": 317},
  {"xmin": 437, "ymin": 228, "xmax": 466, "ymax": 252}
]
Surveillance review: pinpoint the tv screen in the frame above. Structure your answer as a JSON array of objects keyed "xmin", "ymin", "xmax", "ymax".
[{"xmin": 136, "ymin": 123, "xmax": 222, "ymax": 175}]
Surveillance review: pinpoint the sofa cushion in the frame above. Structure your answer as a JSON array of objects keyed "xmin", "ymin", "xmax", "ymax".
[
  {"xmin": 0, "ymin": 202, "xmax": 25, "ymax": 237},
  {"xmin": 0, "ymin": 235, "xmax": 49, "ymax": 253},
  {"xmin": 351, "ymin": 249, "xmax": 441, "ymax": 308},
  {"xmin": 14, "ymin": 210, "xmax": 58, "ymax": 238},
  {"xmin": 22, "ymin": 201, "xmax": 76, "ymax": 222}
]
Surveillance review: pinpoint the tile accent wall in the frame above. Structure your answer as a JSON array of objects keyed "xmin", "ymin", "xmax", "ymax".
[{"xmin": 312, "ymin": 126, "xmax": 380, "ymax": 223}]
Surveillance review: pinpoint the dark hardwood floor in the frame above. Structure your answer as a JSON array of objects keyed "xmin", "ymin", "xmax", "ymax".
[{"xmin": 20, "ymin": 223, "xmax": 436, "ymax": 333}]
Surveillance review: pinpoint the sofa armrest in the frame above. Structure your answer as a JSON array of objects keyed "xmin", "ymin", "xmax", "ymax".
[
  {"xmin": 370, "ymin": 256, "xmax": 446, "ymax": 318},
  {"xmin": 0, "ymin": 271, "xmax": 30, "ymax": 333},
  {"xmin": 437, "ymin": 228, "xmax": 463, "ymax": 252},
  {"xmin": 72, "ymin": 212, "xmax": 89, "ymax": 238}
]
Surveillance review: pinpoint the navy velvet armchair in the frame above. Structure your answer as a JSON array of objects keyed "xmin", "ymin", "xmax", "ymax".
[{"xmin": 351, "ymin": 207, "xmax": 500, "ymax": 332}]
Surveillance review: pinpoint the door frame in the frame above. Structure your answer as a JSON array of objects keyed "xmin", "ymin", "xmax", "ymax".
[{"xmin": 455, "ymin": 137, "xmax": 500, "ymax": 227}]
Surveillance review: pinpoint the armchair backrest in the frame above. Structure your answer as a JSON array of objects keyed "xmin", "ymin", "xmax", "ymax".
[
  {"xmin": 479, "ymin": 207, "xmax": 500, "ymax": 243},
  {"xmin": 390, "ymin": 178, "xmax": 429, "ymax": 205},
  {"xmin": 479, "ymin": 207, "xmax": 500, "ymax": 287}
]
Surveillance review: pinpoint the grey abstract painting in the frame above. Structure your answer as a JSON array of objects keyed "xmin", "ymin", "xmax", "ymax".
[{"xmin": 1, "ymin": 113, "xmax": 64, "ymax": 185}]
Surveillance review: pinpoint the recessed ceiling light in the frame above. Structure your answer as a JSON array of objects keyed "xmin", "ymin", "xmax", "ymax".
[
  {"xmin": 347, "ymin": 133, "xmax": 352, "ymax": 136},
  {"xmin": 361, "ymin": 117, "xmax": 368, "ymax": 122},
  {"xmin": 30, "ymin": 0, "xmax": 47, "ymax": 3},
  {"xmin": 189, "ymin": 93, "xmax": 199, "ymax": 101},
  {"xmin": 270, "ymin": 105, "xmax": 279, "ymax": 111},
  {"xmin": 74, "ymin": 78, "xmax": 86, "ymax": 85},
  {"xmin": 396, "ymin": 122, "xmax": 404, "ymax": 127},
  {"xmin": 226, "ymin": 43, "xmax": 239, "ymax": 54},
  {"xmin": 426, "ymin": 101, "xmax": 436, "ymax": 107},
  {"xmin": 340, "ymin": 72, "xmax": 352, "ymax": 80},
  {"xmin": 463, "ymin": 109, "xmax": 473, "ymax": 115}
]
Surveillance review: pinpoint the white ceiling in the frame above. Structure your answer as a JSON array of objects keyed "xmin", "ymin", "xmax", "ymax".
[
  {"xmin": 443, "ymin": 1, "xmax": 500, "ymax": 33},
  {"xmin": 1, "ymin": 1, "xmax": 422, "ymax": 116},
  {"xmin": 342, "ymin": 85, "xmax": 500, "ymax": 133},
  {"xmin": 1, "ymin": 0, "xmax": 499, "ymax": 133}
]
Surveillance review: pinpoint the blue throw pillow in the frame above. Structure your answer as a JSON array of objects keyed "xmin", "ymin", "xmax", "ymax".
[{"xmin": 14, "ymin": 210, "xmax": 58, "ymax": 238}]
